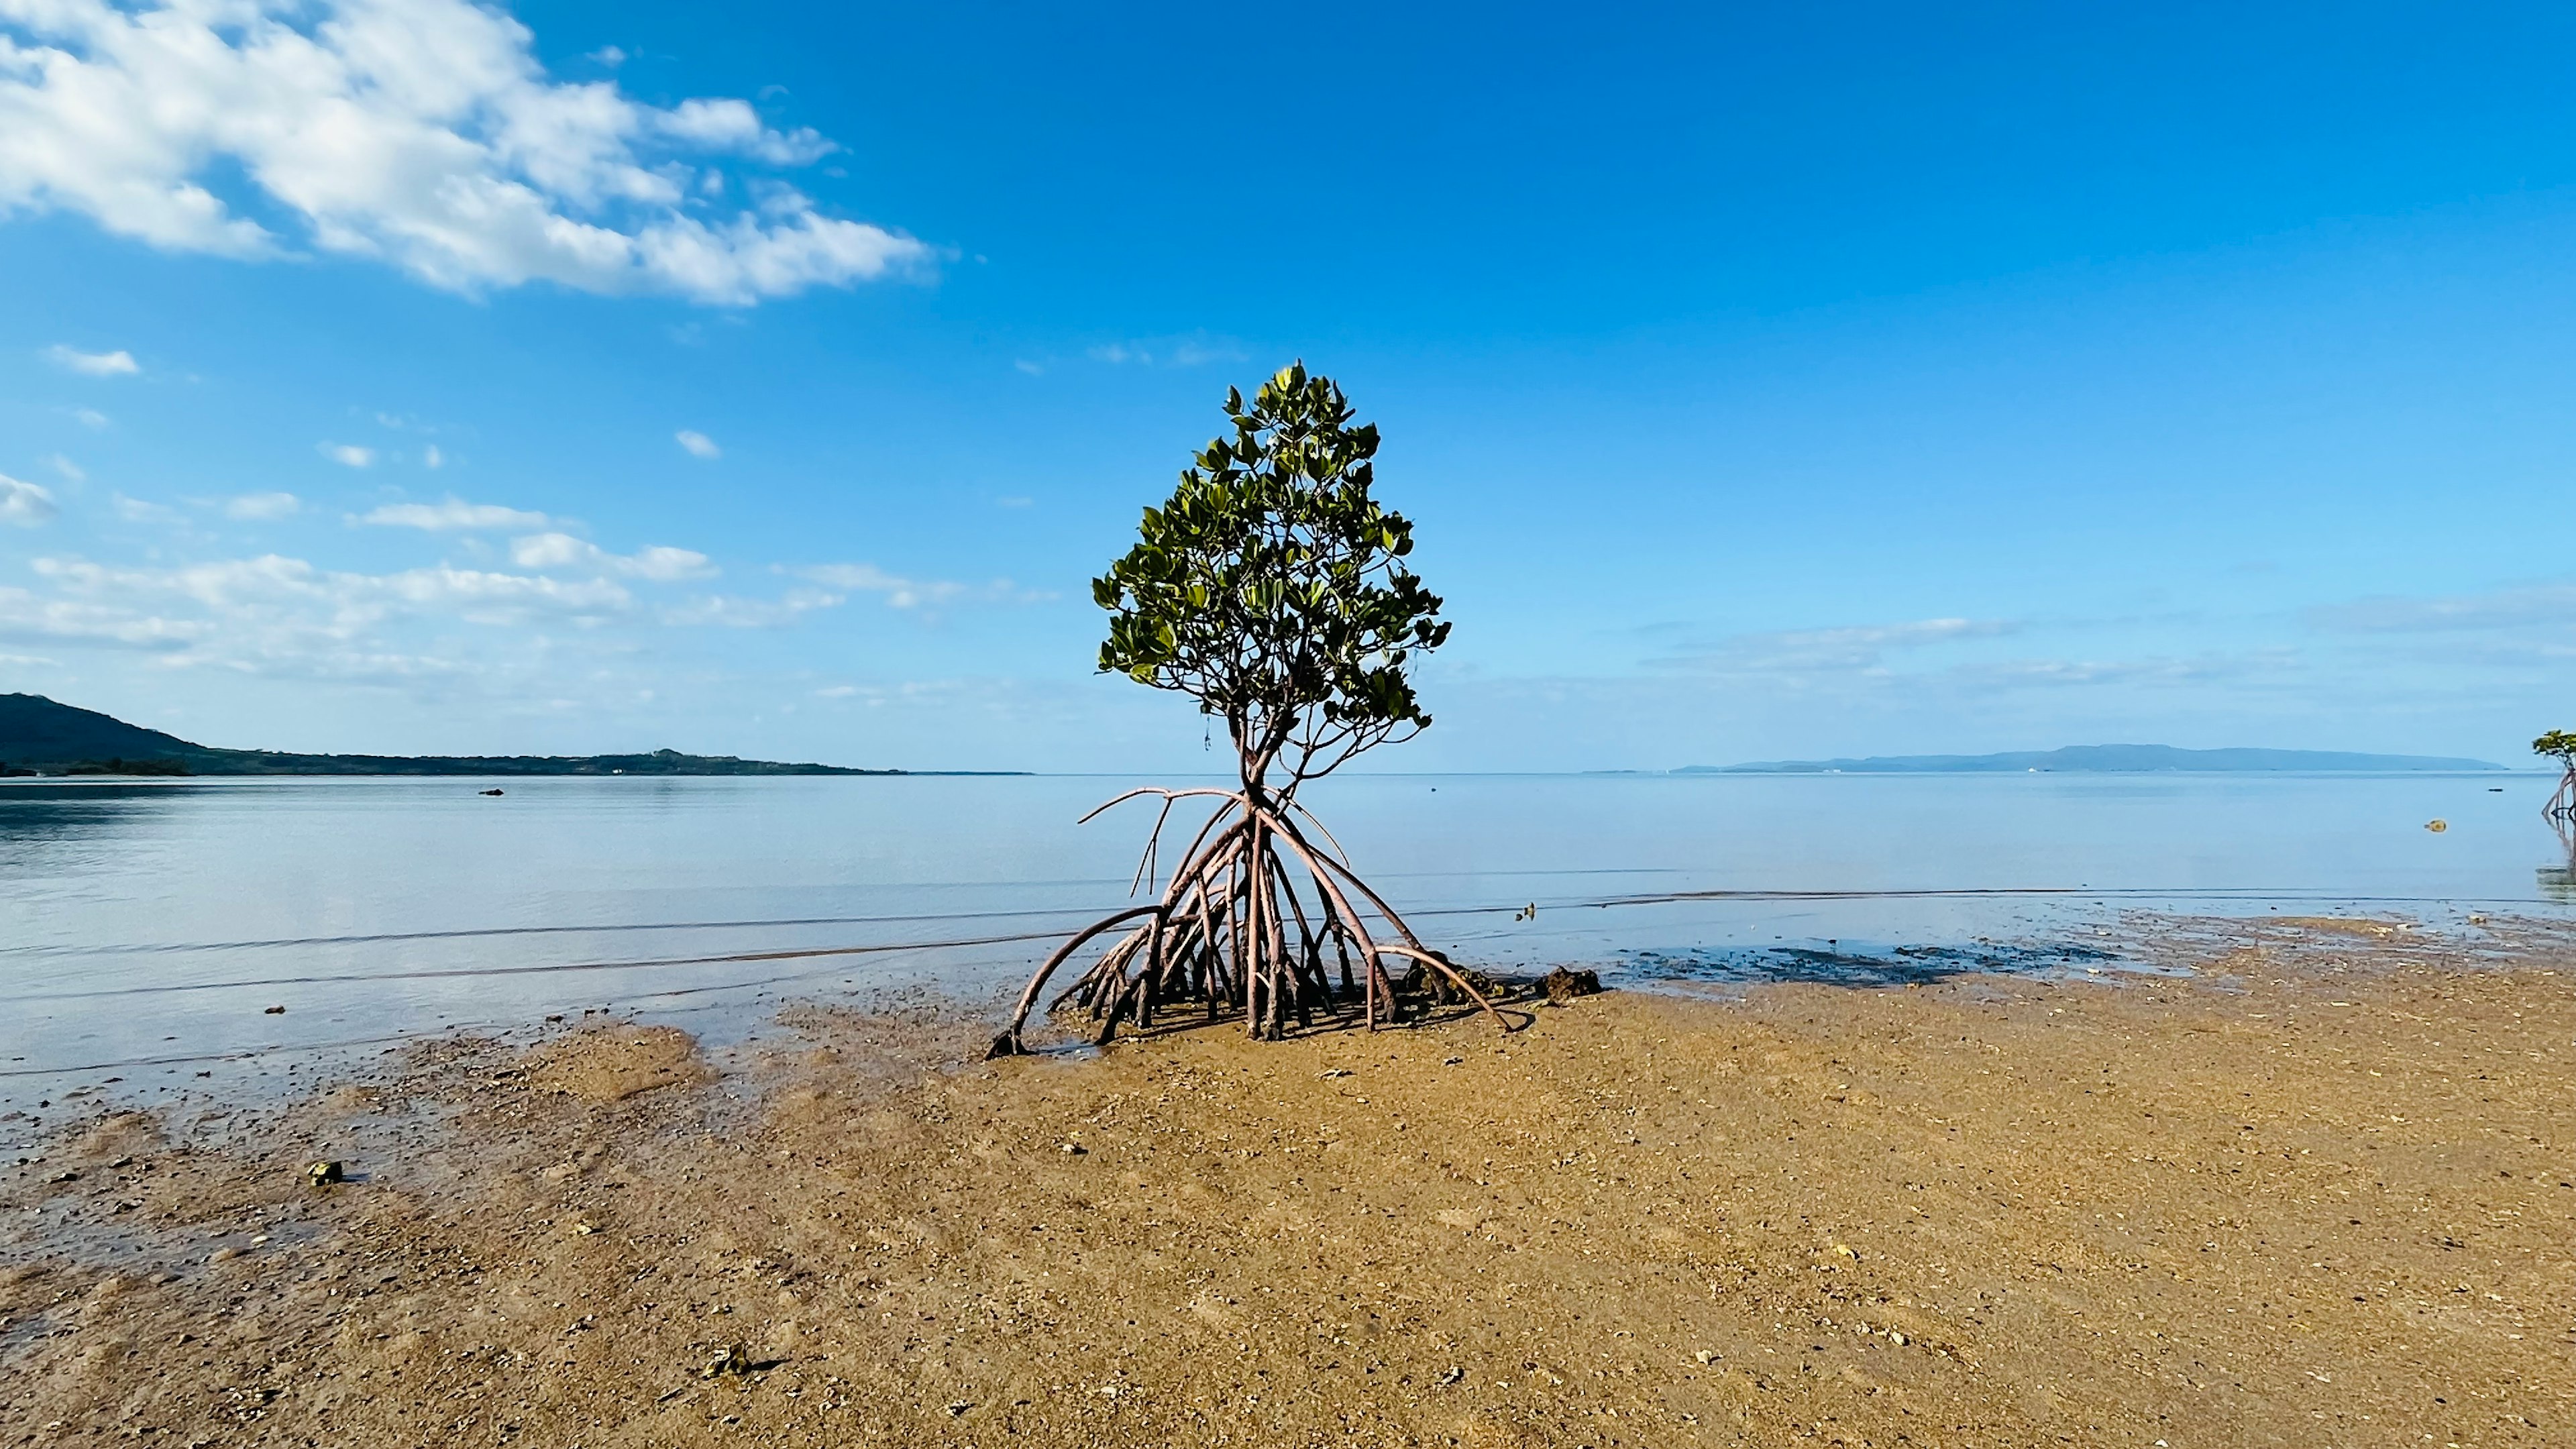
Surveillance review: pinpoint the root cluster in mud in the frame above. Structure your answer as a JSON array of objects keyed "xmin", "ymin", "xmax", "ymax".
[{"xmin": 993, "ymin": 788, "xmax": 1513, "ymax": 1055}]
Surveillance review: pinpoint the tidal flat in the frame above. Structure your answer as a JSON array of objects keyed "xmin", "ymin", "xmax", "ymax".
[{"xmin": 4, "ymin": 924, "xmax": 2571, "ymax": 1447}]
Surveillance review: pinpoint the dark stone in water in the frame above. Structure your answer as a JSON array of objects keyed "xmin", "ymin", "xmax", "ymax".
[
  {"xmin": 1395, "ymin": 959, "xmax": 1505, "ymax": 1006},
  {"xmin": 1542, "ymin": 966, "xmax": 1604, "ymax": 1005}
]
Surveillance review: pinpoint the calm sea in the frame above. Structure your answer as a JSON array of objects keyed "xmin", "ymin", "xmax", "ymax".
[{"xmin": 4, "ymin": 771, "xmax": 2565, "ymax": 1116}]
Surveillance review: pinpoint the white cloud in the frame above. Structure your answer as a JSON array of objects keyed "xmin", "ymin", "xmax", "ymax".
[
  {"xmin": 357, "ymin": 496, "xmax": 547, "ymax": 531},
  {"xmin": 32, "ymin": 552, "xmax": 631, "ymax": 637},
  {"xmin": 46, "ymin": 453, "xmax": 82, "ymax": 481},
  {"xmin": 814, "ymin": 684, "xmax": 859, "ymax": 698},
  {"xmin": 71, "ymin": 408, "xmax": 108, "ymax": 429},
  {"xmin": 2310, "ymin": 582, "xmax": 2576, "ymax": 634},
  {"xmin": 421, "ymin": 443, "xmax": 443, "ymax": 469},
  {"xmin": 612, "ymin": 546, "xmax": 714, "ymax": 583},
  {"xmin": 788, "ymin": 561, "xmax": 1048, "ymax": 612},
  {"xmin": 0, "ymin": 531, "xmax": 1002, "ymax": 700},
  {"xmin": 0, "ymin": 472, "xmax": 58, "ymax": 526},
  {"xmin": 1169, "ymin": 337, "xmax": 1248, "ymax": 367},
  {"xmin": 509, "ymin": 531, "xmax": 714, "ymax": 582},
  {"xmin": 588, "ymin": 45, "xmax": 627, "ymax": 68},
  {"xmin": 1085, "ymin": 333, "xmax": 1248, "ymax": 368},
  {"xmin": 0, "ymin": 548, "xmax": 649, "ymax": 686},
  {"xmin": 675, "ymin": 429, "xmax": 720, "ymax": 459},
  {"xmin": 660, "ymin": 588, "xmax": 843, "ymax": 628},
  {"xmin": 113, "ymin": 494, "xmax": 178, "ymax": 524},
  {"xmin": 794, "ymin": 561, "xmax": 928, "ymax": 607},
  {"xmin": 321, "ymin": 443, "xmax": 375, "ymax": 468},
  {"xmin": 1654, "ymin": 617, "xmax": 2015, "ymax": 674},
  {"xmin": 44, "ymin": 344, "xmax": 138, "ymax": 376},
  {"xmin": 0, "ymin": 584, "xmax": 208, "ymax": 648},
  {"xmin": 224, "ymin": 491, "xmax": 301, "ymax": 520},
  {"xmin": 0, "ymin": 0, "xmax": 932, "ymax": 305}
]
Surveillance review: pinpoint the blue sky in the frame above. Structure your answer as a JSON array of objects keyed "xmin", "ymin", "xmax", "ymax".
[{"xmin": 3, "ymin": 1, "xmax": 2574, "ymax": 769}]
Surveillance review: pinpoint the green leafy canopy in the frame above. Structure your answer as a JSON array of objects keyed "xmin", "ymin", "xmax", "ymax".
[
  {"xmin": 1095, "ymin": 363, "xmax": 1450, "ymax": 789},
  {"xmin": 2535, "ymin": 731, "xmax": 2576, "ymax": 765}
]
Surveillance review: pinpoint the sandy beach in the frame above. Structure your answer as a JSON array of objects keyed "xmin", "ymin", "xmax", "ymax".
[{"xmin": 5, "ymin": 920, "xmax": 2571, "ymax": 1447}]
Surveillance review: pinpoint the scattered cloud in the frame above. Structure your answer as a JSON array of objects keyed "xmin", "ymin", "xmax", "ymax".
[
  {"xmin": 1654, "ymin": 617, "xmax": 2015, "ymax": 674},
  {"xmin": 19, "ymin": 554, "xmax": 635, "ymax": 671},
  {"xmin": 46, "ymin": 454, "xmax": 83, "ymax": 482},
  {"xmin": 223, "ymin": 492, "xmax": 301, "ymax": 521},
  {"xmin": 588, "ymin": 45, "xmax": 628, "ymax": 68},
  {"xmin": 814, "ymin": 684, "xmax": 859, "ymax": 698},
  {"xmin": 659, "ymin": 588, "xmax": 843, "ymax": 628},
  {"xmin": 1012, "ymin": 359, "xmax": 1044, "ymax": 376},
  {"xmin": 45, "ymin": 345, "xmax": 138, "ymax": 376},
  {"xmin": 0, "ymin": 550, "xmax": 661, "ymax": 686},
  {"xmin": 34, "ymin": 554, "xmax": 622, "ymax": 617},
  {"xmin": 113, "ymin": 494, "xmax": 179, "ymax": 524},
  {"xmin": 356, "ymin": 497, "xmax": 550, "ymax": 532},
  {"xmin": 1934, "ymin": 651, "xmax": 2302, "ymax": 691},
  {"xmin": 2308, "ymin": 582, "xmax": 2576, "ymax": 634},
  {"xmin": 1084, "ymin": 333, "xmax": 1249, "ymax": 368},
  {"xmin": 791, "ymin": 562, "xmax": 933, "ymax": 609},
  {"xmin": 321, "ymin": 443, "xmax": 375, "ymax": 468},
  {"xmin": 1633, "ymin": 615, "xmax": 2309, "ymax": 710},
  {"xmin": 71, "ymin": 409, "xmax": 109, "ymax": 430},
  {"xmin": 509, "ymin": 532, "xmax": 715, "ymax": 582},
  {"xmin": 0, "ymin": 585, "xmax": 209, "ymax": 649},
  {"xmin": 788, "ymin": 562, "xmax": 1049, "ymax": 613},
  {"xmin": 422, "ymin": 444, "xmax": 444, "ymax": 470},
  {"xmin": 994, "ymin": 495, "xmax": 1033, "ymax": 508},
  {"xmin": 675, "ymin": 429, "xmax": 721, "ymax": 459},
  {"xmin": 0, "ymin": 0, "xmax": 932, "ymax": 305},
  {"xmin": 0, "ymin": 474, "xmax": 58, "ymax": 527}
]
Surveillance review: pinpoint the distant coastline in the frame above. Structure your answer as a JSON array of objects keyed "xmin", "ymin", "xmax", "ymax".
[
  {"xmin": 0, "ymin": 693, "xmax": 1018, "ymax": 777},
  {"xmin": 1664, "ymin": 743, "xmax": 2504, "ymax": 774}
]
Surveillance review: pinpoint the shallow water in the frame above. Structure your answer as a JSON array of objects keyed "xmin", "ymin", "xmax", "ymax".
[{"xmin": 3, "ymin": 770, "xmax": 2565, "ymax": 1112}]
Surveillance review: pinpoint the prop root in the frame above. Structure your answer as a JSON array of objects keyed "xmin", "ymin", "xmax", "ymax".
[{"xmin": 989, "ymin": 788, "xmax": 1513, "ymax": 1057}]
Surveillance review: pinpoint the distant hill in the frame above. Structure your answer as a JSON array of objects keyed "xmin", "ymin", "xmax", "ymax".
[
  {"xmin": 1683, "ymin": 744, "xmax": 2504, "ymax": 774},
  {"xmin": 0, "ymin": 694, "xmax": 906, "ymax": 777}
]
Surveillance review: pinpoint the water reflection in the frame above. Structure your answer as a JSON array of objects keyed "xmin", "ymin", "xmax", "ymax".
[
  {"xmin": 2538, "ymin": 818, "xmax": 2576, "ymax": 903},
  {"xmin": 0, "ymin": 782, "xmax": 197, "ymax": 877},
  {"xmin": 0, "ymin": 782, "xmax": 193, "ymax": 834}
]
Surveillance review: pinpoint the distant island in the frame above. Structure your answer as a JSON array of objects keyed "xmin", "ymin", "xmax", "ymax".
[
  {"xmin": 0, "ymin": 694, "xmax": 939, "ymax": 777},
  {"xmin": 1675, "ymin": 744, "xmax": 2504, "ymax": 774}
]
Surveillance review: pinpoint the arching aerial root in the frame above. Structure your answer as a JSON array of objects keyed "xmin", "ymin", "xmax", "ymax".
[{"xmin": 988, "ymin": 788, "xmax": 1517, "ymax": 1057}]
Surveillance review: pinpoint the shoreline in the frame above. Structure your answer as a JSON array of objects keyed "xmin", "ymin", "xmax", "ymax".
[
  {"xmin": 6, "ymin": 929, "xmax": 2573, "ymax": 1445},
  {"xmin": 5, "ymin": 907, "xmax": 2561, "ymax": 1130}
]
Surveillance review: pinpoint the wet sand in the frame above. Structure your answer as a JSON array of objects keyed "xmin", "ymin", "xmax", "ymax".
[{"xmin": 4, "ymin": 923, "xmax": 2572, "ymax": 1446}]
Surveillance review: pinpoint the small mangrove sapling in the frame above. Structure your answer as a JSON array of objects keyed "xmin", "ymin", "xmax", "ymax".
[
  {"xmin": 990, "ymin": 363, "xmax": 1507, "ymax": 1055},
  {"xmin": 2536, "ymin": 730, "xmax": 2576, "ymax": 822}
]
